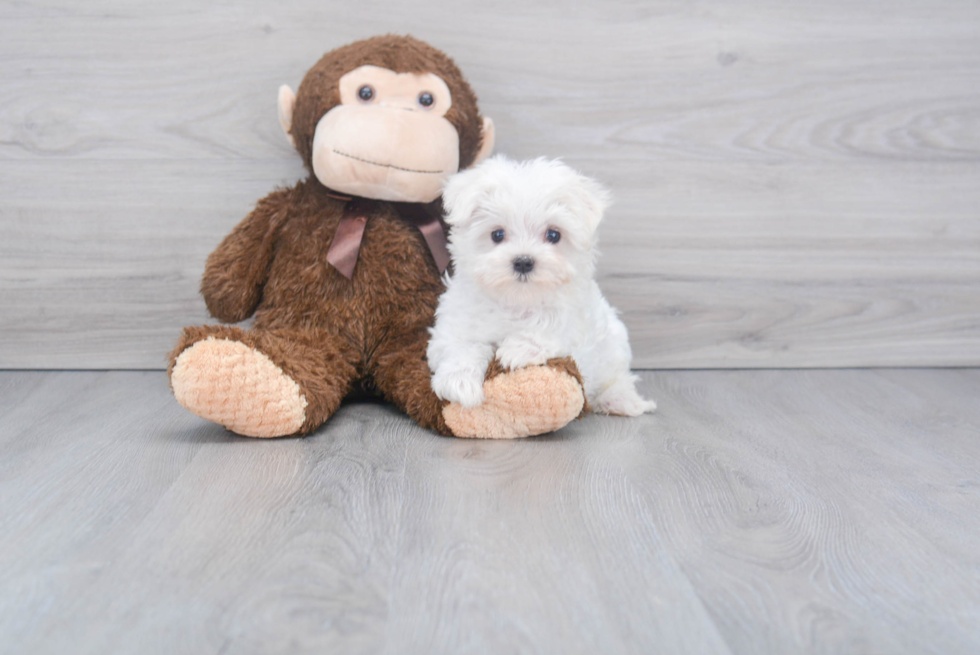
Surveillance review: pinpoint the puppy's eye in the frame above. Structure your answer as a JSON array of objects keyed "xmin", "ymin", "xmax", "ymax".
[
  {"xmin": 545, "ymin": 228, "xmax": 561, "ymax": 244},
  {"xmin": 491, "ymin": 229, "xmax": 505, "ymax": 243},
  {"xmin": 358, "ymin": 85, "xmax": 374, "ymax": 102}
]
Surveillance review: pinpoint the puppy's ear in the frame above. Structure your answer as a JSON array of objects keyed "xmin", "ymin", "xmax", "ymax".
[
  {"xmin": 561, "ymin": 172, "xmax": 611, "ymax": 236},
  {"xmin": 441, "ymin": 159, "xmax": 498, "ymax": 227}
]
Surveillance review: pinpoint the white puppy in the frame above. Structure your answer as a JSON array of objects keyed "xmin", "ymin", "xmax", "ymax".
[{"xmin": 427, "ymin": 155, "xmax": 656, "ymax": 417}]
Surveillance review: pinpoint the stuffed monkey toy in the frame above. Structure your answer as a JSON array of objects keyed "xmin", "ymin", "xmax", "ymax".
[{"xmin": 168, "ymin": 35, "xmax": 586, "ymax": 439}]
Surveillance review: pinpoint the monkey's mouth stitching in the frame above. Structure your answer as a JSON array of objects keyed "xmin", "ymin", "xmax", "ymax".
[{"xmin": 333, "ymin": 149, "xmax": 443, "ymax": 175}]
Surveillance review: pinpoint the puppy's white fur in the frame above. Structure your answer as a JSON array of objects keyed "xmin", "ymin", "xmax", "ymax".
[{"xmin": 428, "ymin": 155, "xmax": 656, "ymax": 417}]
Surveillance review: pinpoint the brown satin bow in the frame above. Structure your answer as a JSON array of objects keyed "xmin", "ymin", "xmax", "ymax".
[{"xmin": 325, "ymin": 196, "xmax": 451, "ymax": 280}]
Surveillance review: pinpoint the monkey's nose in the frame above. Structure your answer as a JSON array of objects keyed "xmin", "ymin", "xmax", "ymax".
[{"xmin": 512, "ymin": 256, "xmax": 535, "ymax": 275}]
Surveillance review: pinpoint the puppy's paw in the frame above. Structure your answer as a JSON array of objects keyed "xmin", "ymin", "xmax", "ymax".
[
  {"xmin": 496, "ymin": 335, "xmax": 559, "ymax": 370},
  {"xmin": 594, "ymin": 377, "xmax": 657, "ymax": 417},
  {"xmin": 599, "ymin": 395, "xmax": 657, "ymax": 417},
  {"xmin": 432, "ymin": 367, "xmax": 486, "ymax": 408}
]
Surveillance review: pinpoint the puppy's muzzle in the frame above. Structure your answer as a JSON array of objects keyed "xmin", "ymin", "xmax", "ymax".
[{"xmin": 512, "ymin": 256, "xmax": 535, "ymax": 279}]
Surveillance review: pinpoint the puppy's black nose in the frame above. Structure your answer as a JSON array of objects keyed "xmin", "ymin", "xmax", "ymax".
[{"xmin": 512, "ymin": 256, "xmax": 535, "ymax": 275}]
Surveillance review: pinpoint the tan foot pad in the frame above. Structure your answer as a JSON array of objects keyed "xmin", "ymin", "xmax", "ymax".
[
  {"xmin": 443, "ymin": 365, "xmax": 585, "ymax": 439},
  {"xmin": 171, "ymin": 337, "xmax": 307, "ymax": 438}
]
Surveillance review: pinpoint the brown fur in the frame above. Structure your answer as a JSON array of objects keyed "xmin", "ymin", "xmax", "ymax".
[{"xmin": 169, "ymin": 179, "xmax": 452, "ymax": 436}]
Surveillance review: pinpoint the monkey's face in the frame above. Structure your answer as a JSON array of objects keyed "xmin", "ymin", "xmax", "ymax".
[{"xmin": 282, "ymin": 65, "xmax": 466, "ymax": 203}]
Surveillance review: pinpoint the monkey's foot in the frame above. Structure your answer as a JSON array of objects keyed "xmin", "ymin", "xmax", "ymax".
[
  {"xmin": 170, "ymin": 337, "xmax": 307, "ymax": 438},
  {"xmin": 442, "ymin": 358, "xmax": 586, "ymax": 439}
]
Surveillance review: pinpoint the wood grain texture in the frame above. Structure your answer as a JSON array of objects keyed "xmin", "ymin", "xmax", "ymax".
[
  {"xmin": 1, "ymin": 369, "xmax": 979, "ymax": 654},
  {"xmin": 1, "ymin": 0, "xmax": 979, "ymax": 368}
]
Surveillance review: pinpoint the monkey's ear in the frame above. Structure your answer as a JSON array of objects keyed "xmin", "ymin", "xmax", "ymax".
[
  {"xmin": 278, "ymin": 85, "xmax": 297, "ymax": 147},
  {"xmin": 472, "ymin": 117, "xmax": 495, "ymax": 166}
]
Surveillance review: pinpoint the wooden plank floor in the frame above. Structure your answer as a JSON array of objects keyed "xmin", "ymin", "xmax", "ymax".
[{"xmin": 1, "ymin": 370, "xmax": 978, "ymax": 654}]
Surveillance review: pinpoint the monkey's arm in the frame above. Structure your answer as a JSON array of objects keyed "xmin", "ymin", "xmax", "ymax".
[{"xmin": 201, "ymin": 187, "xmax": 293, "ymax": 323}]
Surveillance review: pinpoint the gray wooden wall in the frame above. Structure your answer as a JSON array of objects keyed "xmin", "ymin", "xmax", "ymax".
[{"xmin": 1, "ymin": 1, "xmax": 978, "ymax": 370}]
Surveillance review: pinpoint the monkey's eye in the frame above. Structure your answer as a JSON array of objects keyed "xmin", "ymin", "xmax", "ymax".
[
  {"xmin": 418, "ymin": 92, "xmax": 434, "ymax": 108},
  {"xmin": 545, "ymin": 229, "xmax": 561, "ymax": 244},
  {"xmin": 358, "ymin": 85, "xmax": 374, "ymax": 102},
  {"xmin": 491, "ymin": 229, "xmax": 505, "ymax": 243}
]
